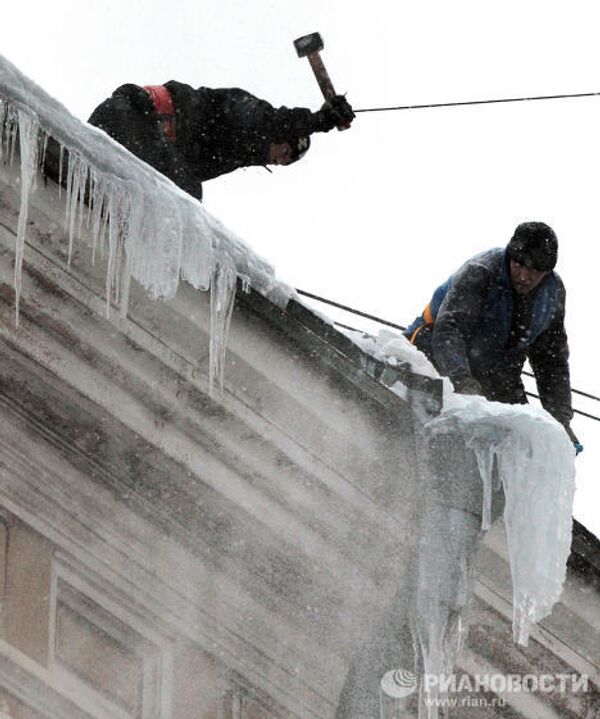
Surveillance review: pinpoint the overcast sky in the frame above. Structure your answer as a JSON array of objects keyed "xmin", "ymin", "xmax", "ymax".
[{"xmin": 3, "ymin": 0, "xmax": 599, "ymax": 536}]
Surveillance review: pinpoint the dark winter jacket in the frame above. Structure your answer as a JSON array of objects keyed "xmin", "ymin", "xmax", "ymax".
[
  {"xmin": 165, "ymin": 82, "xmax": 317, "ymax": 178},
  {"xmin": 404, "ymin": 248, "xmax": 573, "ymax": 425},
  {"xmin": 88, "ymin": 82, "xmax": 320, "ymax": 201}
]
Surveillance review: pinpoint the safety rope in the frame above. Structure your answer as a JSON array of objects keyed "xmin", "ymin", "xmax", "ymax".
[{"xmin": 296, "ymin": 288, "xmax": 405, "ymax": 332}]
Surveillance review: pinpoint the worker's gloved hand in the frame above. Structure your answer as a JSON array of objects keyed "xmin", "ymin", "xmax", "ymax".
[
  {"xmin": 313, "ymin": 95, "xmax": 355, "ymax": 132},
  {"xmin": 451, "ymin": 373, "xmax": 482, "ymax": 396}
]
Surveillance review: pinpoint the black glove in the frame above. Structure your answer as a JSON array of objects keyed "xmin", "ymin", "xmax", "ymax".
[
  {"xmin": 312, "ymin": 95, "xmax": 355, "ymax": 132},
  {"xmin": 451, "ymin": 373, "xmax": 482, "ymax": 396}
]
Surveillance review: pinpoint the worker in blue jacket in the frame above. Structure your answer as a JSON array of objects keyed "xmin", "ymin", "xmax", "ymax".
[{"xmin": 404, "ymin": 221, "xmax": 582, "ymax": 452}]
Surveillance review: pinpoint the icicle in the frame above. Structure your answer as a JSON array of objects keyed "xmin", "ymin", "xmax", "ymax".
[
  {"xmin": 14, "ymin": 109, "xmax": 40, "ymax": 325},
  {"xmin": 64, "ymin": 150, "xmax": 74, "ymax": 231},
  {"xmin": 114, "ymin": 234, "xmax": 122, "ymax": 305},
  {"xmin": 2, "ymin": 104, "xmax": 19, "ymax": 164},
  {"xmin": 426, "ymin": 402, "xmax": 576, "ymax": 654},
  {"xmin": 36, "ymin": 129, "xmax": 49, "ymax": 190},
  {"xmin": 99, "ymin": 190, "xmax": 110, "ymax": 263},
  {"xmin": 64, "ymin": 152, "xmax": 90, "ymax": 266},
  {"xmin": 76, "ymin": 159, "xmax": 88, "ymax": 238},
  {"xmin": 495, "ymin": 417, "xmax": 575, "ymax": 646},
  {"xmin": 8, "ymin": 109, "xmax": 18, "ymax": 165},
  {"xmin": 0, "ymin": 101, "xmax": 11, "ymax": 161},
  {"xmin": 513, "ymin": 594, "xmax": 535, "ymax": 645},
  {"xmin": 413, "ymin": 505, "xmax": 476, "ymax": 719},
  {"xmin": 57, "ymin": 143, "xmax": 64, "ymax": 198},
  {"xmin": 119, "ymin": 186, "xmax": 142, "ymax": 320},
  {"xmin": 66, "ymin": 154, "xmax": 82, "ymax": 265},
  {"xmin": 119, "ymin": 252, "xmax": 132, "ymax": 320},
  {"xmin": 239, "ymin": 274, "xmax": 251, "ymax": 294},
  {"xmin": 180, "ymin": 208, "xmax": 214, "ymax": 292},
  {"xmin": 123, "ymin": 185, "xmax": 183, "ymax": 301},
  {"xmin": 0, "ymin": 99, "xmax": 7, "ymax": 161},
  {"xmin": 209, "ymin": 259, "xmax": 237, "ymax": 395},
  {"xmin": 466, "ymin": 437, "xmax": 499, "ymax": 531},
  {"xmin": 101, "ymin": 181, "xmax": 132, "ymax": 316},
  {"xmin": 105, "ymin": 183, "xmax": 118, "ymax": 317},
  {"xmin": 40, "ymin": 130, "xmax": 49, "ymax": 170},
  {"xmin": 90, "ymin": 171, "xmax": 105, "ymax": 264},
  {"xmin": 86, "ymin": 167, "xmax": 95, "ymax": 229}
]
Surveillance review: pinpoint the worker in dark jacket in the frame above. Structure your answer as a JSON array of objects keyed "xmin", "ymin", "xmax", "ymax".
[
  {"xmin": 88, "ymin": 82, "xmax": 354, "ymax": 201},
  {"xmin": 404, "ymin": 222, "xmax": 582, "ymax": 451}
]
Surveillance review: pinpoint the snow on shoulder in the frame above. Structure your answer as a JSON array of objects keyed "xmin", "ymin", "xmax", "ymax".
[{"xmin": 0, "ymin": 54, "xmax": 292, "ymax": 392}]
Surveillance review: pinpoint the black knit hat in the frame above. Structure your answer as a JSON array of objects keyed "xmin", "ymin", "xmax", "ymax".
[{"xmin": 507, "ymin": 222, "xmax": 558, "ymax": 271}]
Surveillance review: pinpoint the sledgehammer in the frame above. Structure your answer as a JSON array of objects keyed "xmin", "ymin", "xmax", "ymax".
[{"xmin": 293, "ymin": 32, "xmax": 351, "ymax": 131}]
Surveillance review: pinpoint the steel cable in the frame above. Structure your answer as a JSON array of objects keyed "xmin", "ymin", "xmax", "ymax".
[{"xmin": 354, "ymin": 90, "xmax": 600, "ymax": 114}]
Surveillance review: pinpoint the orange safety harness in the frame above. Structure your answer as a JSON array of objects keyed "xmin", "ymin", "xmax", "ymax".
[{"xmin": 144, "ymin": 85, "xmax": 176, "ymax": 141}]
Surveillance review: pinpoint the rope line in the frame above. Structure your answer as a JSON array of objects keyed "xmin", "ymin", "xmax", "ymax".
[
  {"xmin": 354, "ymin": 91, "xmax": 600, "ymax": 114},
  {"xmin": 525, "ymin": 392, "xmax": 599, "ymax": 422},
  {"xmin": 296, "ymin": 289, "xmax": 406, "ymax": 331},
  {"xmin": 522, "ymin": 369, "xmax": 600, "ymax": 402},
  {"xmin": 296, "ymin": 288, "xmax": 600, "ymax": 419}
]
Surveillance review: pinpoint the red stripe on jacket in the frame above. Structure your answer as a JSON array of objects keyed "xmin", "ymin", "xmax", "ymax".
[{"xmin": 144, "ymin": 85, "xmax": 176, "ymax": 141}]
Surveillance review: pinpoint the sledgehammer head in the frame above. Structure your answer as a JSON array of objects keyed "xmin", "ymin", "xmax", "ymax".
[
  {"xmin": 294, "ymin": 32, "xmax": 324, "ymax": 58},
  {"xmin": 293, "ymin": 30, "xmax": 350, "ymax": 132}
]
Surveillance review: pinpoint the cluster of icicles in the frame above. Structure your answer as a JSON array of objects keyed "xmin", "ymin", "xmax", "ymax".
[
  {"xmin": 407, "ymin": 403, "xmax": 576, "ymax": 719},
  {"xmin": 0, "ymin": 96, "xmax": 283, "ymax": 395}
]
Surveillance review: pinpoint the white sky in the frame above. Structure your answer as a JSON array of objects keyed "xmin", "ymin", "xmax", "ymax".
[{"xmin": 3, "ymin": 0, "xmax": 599, "ymax": 536}]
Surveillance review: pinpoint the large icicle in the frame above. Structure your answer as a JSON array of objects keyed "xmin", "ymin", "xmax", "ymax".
[
  {"xmin": 410, "ymin": 394, "xmax": 576, "ymax": 718},
  {"xmin": 413, "ymin": 413, "xmax": 486, "ymax": 719},
  {"xmin": 413, "ymin": 504, "xmax": 475, "ymax": 719},
  {"xmin": 14, "ymin": 108, "xmax": 40, "ymax": 325},
  {"xmin": 425, "ymin": 398, "xmax": 576, "ymax": 647},
  {"xmin": 492, "ymin": 409, "xmax": 576, "ymax": 645}
]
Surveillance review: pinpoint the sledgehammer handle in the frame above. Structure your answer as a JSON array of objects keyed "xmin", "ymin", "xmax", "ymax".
[
  {"xmin": 307, "ymin": 51, "xmax": 335, "ymax": 99},
  {"xmin": 307, "ymin": 52, "xmax": 351, "ymax": 131}
]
